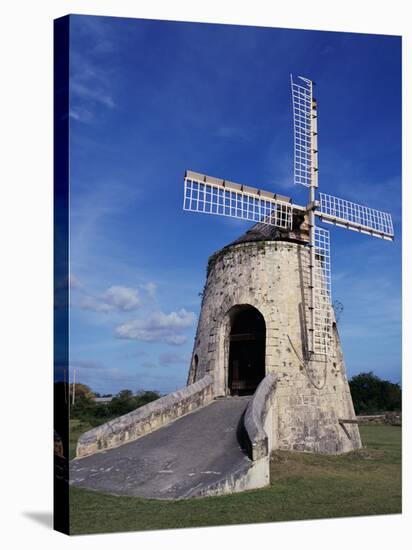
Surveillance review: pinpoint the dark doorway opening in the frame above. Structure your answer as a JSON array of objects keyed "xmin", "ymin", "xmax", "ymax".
[{"xmin": 228, "ymin": 306, "xmax": 266, "ymax": 396}]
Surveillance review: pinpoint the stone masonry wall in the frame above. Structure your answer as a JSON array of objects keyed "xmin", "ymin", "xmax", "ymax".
[
  {"xmin": 76, "ymin": 375, "xmax": 214, "ymax": 458},
  {"xmin": 243, "ymin": 373, "xmax": 277, "ymax": 461},
  {"xmin": 188, "ymin": 240, "xmax": 361, "ymax": 454}
]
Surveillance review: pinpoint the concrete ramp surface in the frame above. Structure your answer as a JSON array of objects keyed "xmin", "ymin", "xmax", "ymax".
[{"xmin": 70, "ymin": 396, "xmax": 252, "ymax": 499}]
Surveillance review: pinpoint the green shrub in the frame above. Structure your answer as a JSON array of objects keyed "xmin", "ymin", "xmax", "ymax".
[{"xmin": 349, "ymin": 372, "xmax": 401, "ymax": 414}]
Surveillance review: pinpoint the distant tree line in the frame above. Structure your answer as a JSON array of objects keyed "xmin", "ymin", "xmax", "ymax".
[
  {"xmin": 349, "ymin": 372, "xmax": 401, "ymax": 415},
  {"xmin": 65, "ymin": 371, "xmax": 400, "ymax": 425},
  {"xmin": 69, "ymin": 384, "xmax": 162, "ymax": 426}
]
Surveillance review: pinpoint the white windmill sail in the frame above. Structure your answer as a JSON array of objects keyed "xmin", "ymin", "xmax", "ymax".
[
  {"xmin": 317, "ymin": 193, "xmax": 394, "ymax": 241},
  {"xmin": 184, "ymin": 171, "xmax": 293, "ymax": 229},
  {"xmin": 290, "ymin": 75, "xmax": 314, "ymax": 188},
  {"xmin": 313, "ymin": 227, "xmax": 332, "ymax": 355}
]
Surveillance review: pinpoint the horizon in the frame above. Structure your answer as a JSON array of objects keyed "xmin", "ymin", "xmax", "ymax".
[{"xmin": 57, "ymin": 368, "xmax": 403, "ymax": 398}]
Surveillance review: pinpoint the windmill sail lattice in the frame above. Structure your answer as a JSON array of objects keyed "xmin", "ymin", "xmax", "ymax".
[
  {"xmin": 184, "ymin": 172, "xmax": 293, "ymax": 229},
  {"xmin": 313, "ymin": 227, "xmax": 332, "ymax": 355},
  {"xmin": 291, "ymin": 75, "xmax": 313, "ymax": 188},
  {"xmin": 318, "ymin": 193, "xmax": 394, "ymax": 241}
]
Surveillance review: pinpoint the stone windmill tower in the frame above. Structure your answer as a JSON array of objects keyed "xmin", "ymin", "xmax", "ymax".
[
  {"xmin": 183, "ymin": 76, "xmax": 394, "ymax": 455},
  {"xmin": 186, "ymin": 205, "xmax": 360, "ymax": 454}
]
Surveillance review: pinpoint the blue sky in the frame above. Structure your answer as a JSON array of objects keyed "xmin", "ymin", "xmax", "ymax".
[{"xmin": 67, "ymin": 15, "xmax": 401, "ymax": 394}]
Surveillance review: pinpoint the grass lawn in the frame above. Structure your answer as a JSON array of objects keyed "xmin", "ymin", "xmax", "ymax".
[{"xmin": 69, "ymin": 424, "xmax": 401, "ymax": 535}]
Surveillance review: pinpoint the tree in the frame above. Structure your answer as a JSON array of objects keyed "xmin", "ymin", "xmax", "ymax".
[
  {"xmin": 349, "ymin": 371, "xmax": 401, "ymax": 414},
  {"xmin": 108, "ymin": 389, "xmax": 136, "ymax": 416},
  {"xmin": 117, "ymin": 389, "xmax": 134, "ymax": 401},
  {"xmin": 69, "ymin": 383, "xmax": 100, "ymax": 422},
  {"xmin": 69, "ymin": 385, "xmax": 162, "ymax": 424},
  {"xmin": 69, "ymin": 382, "xmax": 95, "ymax": 403},
  {"xmin": 135, "ymin": 390, "xmax": 161, "ymax": 407}
]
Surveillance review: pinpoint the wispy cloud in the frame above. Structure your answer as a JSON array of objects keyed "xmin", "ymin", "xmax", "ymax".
[
  {"xmin": 69, "ymin": 23, "xmax": 118, "ymax": 124},
  {"xmin": 141, "ymin": 281, "xmax": 157, "ymax": 300},
  {"xmin": 75, "ymin": 285, "xmax": 141, "ymax": 313},
  {"xmin": 69, "ymin": 360, "xmax": 141, "ymax": 390},
  {"xmin": 120, "ymin": 349, "xmax": 148, "ymax": 360},
  {"xmin": 70, "ymin": 275, "xmax": 162, "ymax": 316},
  {"xmin": 69, "ymin": 360, "xmax": 104, "ymax": 370},
  {"xmin": 69, "ymin": 107, "xmax": 93, "ymax": 123},
  {"xmin": 214, "ymin": 125, "xmax": 250, "ymax": 142},
  {"xmin": 70, "ymin": 178, "xmax": 143, "ymax": 274},
  {"xmin": 71, "ymin": 81, "xmax": 116, "ymax": 110},
  {"xmin": 164, "ymin": 335, "xmax": 188, "ymax": 346},
  {"xmin": 73, "ymin": 15, "xmax": 120, "ymax": 56},
  {"xmin": 69, "ymin": 360, "xmax": 125, "ymax": 382},
  {"xmin": 115, "ymin": 309, "xmax": 196, "ymax": 345},
  {"xmin": 159, "ymin": 352, "xmax": 190, "ymax": 365},
  {"xmin": 262, "ymin": 141, "xmax": 295, "ymax": 192}
]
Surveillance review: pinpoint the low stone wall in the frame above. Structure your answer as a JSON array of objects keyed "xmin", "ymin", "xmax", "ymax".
[
  {"xmin": 356, "ymin": 413, "xmax": 401, "ymax": 426},
  {"xmin": 243, "ymin": 373, "xmax": 277, "ymax": 461},
  {"xmin": 76, "ymin": 375, "xmax": 214, "ymax": 458},
  {"xmin": 188, "ymin": 375, "xmax": 278, "ymax": 499},
  {"xmin": 185, "ymin": 457, "xmax": 269, "ymax": 499}
]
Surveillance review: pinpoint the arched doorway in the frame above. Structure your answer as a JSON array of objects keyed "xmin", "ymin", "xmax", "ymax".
[{"xmin": 228, "ymin": 306, "xmax": 266, "ymax": 396}]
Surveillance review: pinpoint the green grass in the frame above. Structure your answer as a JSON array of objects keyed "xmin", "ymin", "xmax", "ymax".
[{"xmin": 69, "ymin": 425, "xmax": 401, "ymax": 535}]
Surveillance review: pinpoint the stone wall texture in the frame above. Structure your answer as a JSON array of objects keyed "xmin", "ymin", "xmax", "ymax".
[
  {"xmin": 76, "ymin": 375, "xmax": 214, "ymax": 458},
  {"xmin": 356, "ymin": 413, "xmax": 401, "ymax": 425},
  {"xmin": 243, "ymin": 373, "xmax": 277, "ymax": 461},
  {"xmin": 188, "ymin": 240, "xmax": 362, "ymax": 454}
]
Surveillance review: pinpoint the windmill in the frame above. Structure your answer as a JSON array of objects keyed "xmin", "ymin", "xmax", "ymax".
[{"xmin": 183, "ymin": 75, "xmax": 394, "ymax": 358}]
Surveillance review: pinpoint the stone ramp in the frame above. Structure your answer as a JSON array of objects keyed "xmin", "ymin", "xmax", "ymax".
[{"xmin": 70, "ymin": 396, "xmax": 252, "ymax": 499}]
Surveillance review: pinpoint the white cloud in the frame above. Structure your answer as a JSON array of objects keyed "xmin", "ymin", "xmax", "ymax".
[
  {"xmin": 165, "ymin": 335, "xmax": 188, "ymax": 346},
  {"xmin": 69, "ymin": 107, "xmax": 94, "ymax": 124},
  {"xmin": 115, "ymin": 308, "xmax": 196, "ymax": 345},
  {"xmin": 143, "ymin": 281, "xmax": 157, "ymax": 299},
  {"xmin": 78, "ymin": 285, "xmax": 140, "ymax": 313},
  {"xmin": 103, "ymin": 286, "xmax": 140, "ymax": 311},
  {"xmin": 78, "ymin": 295, "xmax": 114, "ymax": 313},
  {"xmin": 71, "ymin": 81, "xmax": 115, "ymax": 109},
  {"xmin": 69, "ymin": 45, "xmax": 117, "ymax": 123}
]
